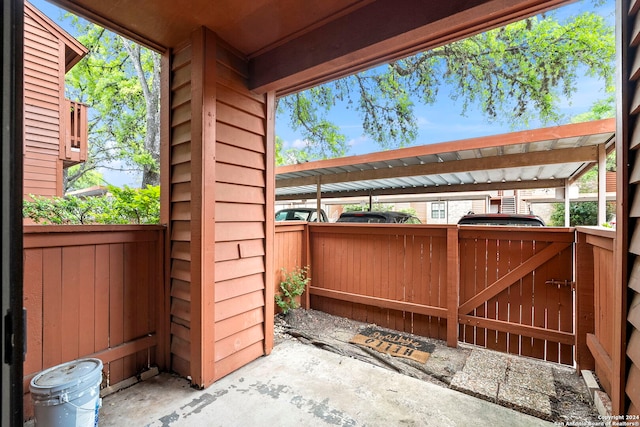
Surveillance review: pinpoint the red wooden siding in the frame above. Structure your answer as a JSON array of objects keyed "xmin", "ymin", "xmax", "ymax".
[
  {"xmin": 168, "ymin": 41, "xmax": 193, "ymax": 379},
  {"xmin": 213, "ymin": 39, "xmax": 267, "ymax": 382},
  {"xmin": 22, "ymin": 4, "xmax": 88, "ymax": 198},
  {"xmin": 23, "ymin": 225, "xmax": 165, "ymax": 420},
  {"xmin": 166, "ymin": 29, "xmax": 271, "ymax": 388},
  {"xmin": 23, "ymin": 12, "xmax": 63, "ymax": 197},
  {"xmin": 622, "ymin": 0, "xmax": 639, "ymax": 415}
]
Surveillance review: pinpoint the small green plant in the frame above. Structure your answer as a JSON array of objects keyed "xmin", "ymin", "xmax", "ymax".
[{"xmin": 275, "ymin": 266, "xmax": 310, "ymax": 314}]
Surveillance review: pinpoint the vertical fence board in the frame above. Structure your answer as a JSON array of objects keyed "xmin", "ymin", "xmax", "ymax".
[
  {"xmin": 496, "ymin": 239, "xmax": 510, "ymax": 352},
  {"xmin": 514, "ymin": 240, "xmax": 529, "ymax": 354},
  {"xmin": 473, "ymin": 239, "xmax": 488, "ymax": 349},
  {"xmin": 575, "ymin": 231, "xmax": 595, "ymax": 371},
  {"xmin": 375, "ymin": 233, "xmax": 388, "ymax": 326},
  {"xmin": 61, "ymin": 246, "xmax": 82, "ymax": 361},
  {"xmin": 42, "ymin": 247, "xmax": 62, "ymax": 368},
  {"xmin": 437, "ymin": 235, "xmax": 448, "ymax": 340},
  {"xmin": 340, "ymin": 233, "xmax": 352, "ymax": 320},
  {"xmin": 459, "ymin": 237, "xmax": 473, "ymax": 344},
  {"xmin": 412, "ymin": 235, "xmax": 427, "ymax": 336},
  {"xmin": 446, "ymin": 228, "xmax": 459, "ymax": 346},
  {"xmin": 350, "ymin": 234, "xmax": 363, "ymax": 322},
  {"xmin": 531, "ymin": 241, "xmax": 550, "ymax": 360},
  {"xmin": 519, "ymin": 248, "xmax": 535, "ymax": 357},
  {"xmin": 391, "ymin": 233, "xmax": 405, "ymax": 330},
  {"xmin": 23, "ymin": 249, "xmax": 43, "ymax": 378},
  {"xmin": 77, "ymin": 245, "xmax": 96, "ymax": 357},
  {"xmin": 108, "ymin": 243, "xmax": 125, "ymax": 384},
  {"xmin": 95, "ymin": 245, "xmax": 110, "ymax": 353}
]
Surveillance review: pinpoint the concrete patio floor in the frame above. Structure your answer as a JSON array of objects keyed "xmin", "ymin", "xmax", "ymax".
[{"xmin": 95, "ymin": 340, "xmax": 555, "ymax": 427}]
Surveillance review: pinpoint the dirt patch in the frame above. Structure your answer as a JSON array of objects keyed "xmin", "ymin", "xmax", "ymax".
[{"xmin": 275, "ymin": 308, "xmax": 601, "ymax": 425}]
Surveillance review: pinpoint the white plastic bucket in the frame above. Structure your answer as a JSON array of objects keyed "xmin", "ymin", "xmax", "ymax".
[{"xmin": 30, "ymin": 358, "xmax": 103, "ymax": 427}]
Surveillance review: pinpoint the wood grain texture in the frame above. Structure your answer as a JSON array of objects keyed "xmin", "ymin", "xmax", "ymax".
[{"xmin": 23, "ymin": 226, "xmax": 163, "ymax": 415}]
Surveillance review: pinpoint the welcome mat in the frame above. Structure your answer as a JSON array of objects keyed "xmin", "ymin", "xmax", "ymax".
[{"xmin": 349, "ymin": 327, "xmax": 435, "ymax": 364}]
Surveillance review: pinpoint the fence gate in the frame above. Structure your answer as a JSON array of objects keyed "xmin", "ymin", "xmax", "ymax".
[{"xmin": 457, "ymin": 228, "xmax": 575, "ymax": 365}]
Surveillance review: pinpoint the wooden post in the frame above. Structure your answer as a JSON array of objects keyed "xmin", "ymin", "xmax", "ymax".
[
  {"xmin": 447, "ymin": 227, "xmax": 459, "ymax": 347},
  {"xmin": 188, "ymin": 27, "xmax": 217, "ymax": 388},
  {"xmin": 303, "ymin": 223, "xmax": 311, "ymax": 310},
  {"xmin": 157, "ymin": 49, "xmax": 172, "ymax": 373},
  {"xmin": 264, "ymin": 91, "xmax": 276, "ymax": 355},
  {"xmin": 574, "ymin": 229, "xmax": 595, "ymax": 372}
]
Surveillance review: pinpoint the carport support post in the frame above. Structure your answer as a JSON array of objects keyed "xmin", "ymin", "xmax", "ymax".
[
  {"xmin": 598, "ymin": 144, "xmax": 607, "ymax": 225},
  {"xmin": 564, "ymin": 180, "xmax": 571, "ymax": 227},
  {"xmin": 316, "ymin": 175, "xmax": 321, "ymax": 220}
]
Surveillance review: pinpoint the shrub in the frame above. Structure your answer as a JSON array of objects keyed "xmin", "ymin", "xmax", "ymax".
[
  {"xmin": 548, "ymin": 201, "xmax": 615, "ymax": 226},
  {"xmin": 23, "ymin": 185, "xmax": 160, "ymax": 225},
  {"xmin": 275, "ymin": 266, "xmax": 310, "ymax": 314}
]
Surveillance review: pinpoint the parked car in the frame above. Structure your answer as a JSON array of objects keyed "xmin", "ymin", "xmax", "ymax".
[
  {"xmin": 275, "ymin": 208, "xmax": 329, "ymax": 222},
  {"xmin": 336, "ymin": 211, "xmax": 421, "ymax": 224},
  {"xmin": 457, "ymin": 213, "xmax": 545, "ymax": 227}
]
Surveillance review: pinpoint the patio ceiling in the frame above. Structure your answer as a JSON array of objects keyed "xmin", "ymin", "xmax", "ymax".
[
  {"xmin": 275, "ymin": 118, "xmax": 616, "ymax": 201},
  {"xmin": 47, "ymin": 0, "xmax": 573, "ymax": 95}
]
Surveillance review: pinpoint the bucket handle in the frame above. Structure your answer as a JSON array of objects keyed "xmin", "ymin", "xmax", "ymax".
[{"xmin": 64, "ymin": 397, "xmax": 102, "ymax": 412}]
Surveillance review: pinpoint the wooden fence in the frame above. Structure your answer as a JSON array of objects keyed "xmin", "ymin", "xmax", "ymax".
[
  {"xmin": 575, "ymin": 228, "xmax": 617, "ymax": 400},
  {"xmin": 308, "ymin": 224, "xmax": 454, "ymax": 343},
  {"xmin": 276, "ymin": 223, "xmax": 577, "ymax": 365},
  {"xmin": 23, "ymin": 225, "xmax": 166, "ymax": 418},
  {"xmin": 274, "ymin": 222, "xmax": 310, "ymax": 309},
  {"xmin": 458, "ymin": 226, "xmax": 574, "ymax": 364}
]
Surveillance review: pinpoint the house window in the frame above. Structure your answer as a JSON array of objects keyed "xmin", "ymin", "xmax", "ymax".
[{"xmin": 431, "ymin": 202, "xmax": 445, "ymax": 219}]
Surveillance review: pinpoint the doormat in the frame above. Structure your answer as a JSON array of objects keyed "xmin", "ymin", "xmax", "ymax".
[{"xmin": 349, "ymin": 327, "xmax": 435, "ymax": 364}]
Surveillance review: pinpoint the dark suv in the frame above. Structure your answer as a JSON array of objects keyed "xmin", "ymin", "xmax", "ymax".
[
  {"xmin": 275, "ymin": 208, "xmax": 329, "ymax": 222},
  {"xmin": 336, "ymin": 211, "xmax": 421, "ymax": 224},
  {"xmin": 457, "ymin": 213, "xmax": 545, "ymax": 227}
]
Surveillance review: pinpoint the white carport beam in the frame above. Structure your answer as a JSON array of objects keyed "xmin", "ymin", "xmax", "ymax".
[
  {"xmin": 316, "ymin": 175, "xmax": 322, "ymax": 220},
  {"xmin": 565, "ymin": 179, "xmax": 570, "ymax": 227}
]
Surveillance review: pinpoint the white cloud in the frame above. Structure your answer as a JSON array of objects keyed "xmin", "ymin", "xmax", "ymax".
[
  {"xmin": 347, "ymin": 135, "xmax": 368, "ymax": 147},
  {"xmin": 291, "ymin": 139, "xmax": 307, "ymax": 149}
]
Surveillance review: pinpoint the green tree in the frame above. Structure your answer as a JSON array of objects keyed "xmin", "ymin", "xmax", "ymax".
[
  {"xmin": 277, "ymin": 7, "xmax": 614, "ymax": 163},
  {"xmin": 65, "ymin": 167, "xmax": 105, "ymax": 192},
  {"xmin": 64, "ymin": 17, "xmax": 160, "ymax": 190},
  {"xmin": 60, "ymin": 4, "xmax": 614, "ymax": 173},
  {"xmin": 343, "ymin": 203, "xmax": 395, "ymax": 212},
  {"xmin": 571, "ymin": 94, "xmax": 615, "ymax": 123},
  {"xmin": 549, "ymin": 201, "xmax": 615, "ymax": 226}
]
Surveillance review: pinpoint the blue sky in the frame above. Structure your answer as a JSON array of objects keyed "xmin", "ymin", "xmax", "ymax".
[
  {"xmin": 275, "ymin": 0, "xmax": 615, "ymax": 157},
  {"xmin": 30, "ymin": 0, "xmax": 614, "ymax": 184}
]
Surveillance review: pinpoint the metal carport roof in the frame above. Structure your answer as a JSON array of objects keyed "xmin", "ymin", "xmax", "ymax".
[{"xmin": 275, "ymin": 118, "xmax": 615, "ymax": 201}]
